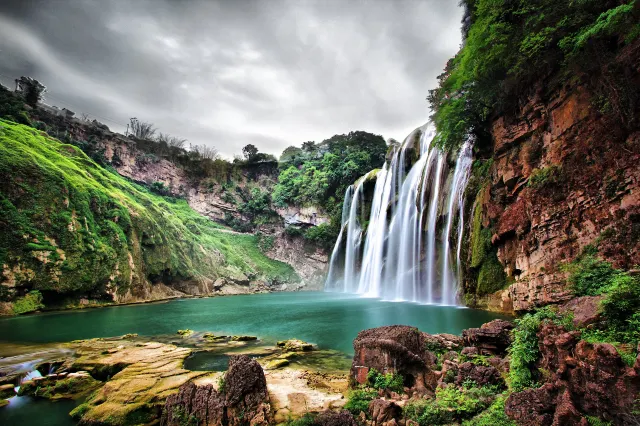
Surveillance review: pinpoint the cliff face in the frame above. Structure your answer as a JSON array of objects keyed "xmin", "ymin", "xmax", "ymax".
[
  {"xmin": 99, "ymin": 136, "xmax": 330, "ymax": 288},
  {"xmin": 19, "ymin": 110, "xmax": 331, "ymax": 294},
  {"xmin": 476, "ymin": 41, "xmax": 640, "ymax": 312}
]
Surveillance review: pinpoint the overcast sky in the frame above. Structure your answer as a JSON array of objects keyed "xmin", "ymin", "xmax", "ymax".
[{"xmin": 0, "ymin": 0, "xmax": 463, "ymax": 158}]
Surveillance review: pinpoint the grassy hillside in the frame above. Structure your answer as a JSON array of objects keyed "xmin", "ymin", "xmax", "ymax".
[{"xmin": 0, "ymin": 120, "xmax": 297, "ymax": 312}]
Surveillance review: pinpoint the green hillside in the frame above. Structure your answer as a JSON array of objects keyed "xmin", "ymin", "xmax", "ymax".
[{"xmin": 0, "ymin": 120, "xmax": 297, "ymax": 311}]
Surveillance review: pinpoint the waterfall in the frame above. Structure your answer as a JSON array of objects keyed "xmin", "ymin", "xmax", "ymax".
[
  {"xmin": 324, "ymin": 123, "xmax": 474, "ymax": 305},
  {"xmin": 441, "ymin": 140, "xmax": 473, "ymax": 305},
  {"xmin": 325, "ymin": 186, "xmax": 354, "ymax": 291}
]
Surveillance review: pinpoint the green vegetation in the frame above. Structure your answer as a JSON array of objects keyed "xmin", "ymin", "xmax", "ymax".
[
  {"xmin": 284, "ymin": 413, "xmax": 317, "ymax": 426},
  {"xmin": 508, "ymin": 307, "xmax": 572, "ymax": 392},
  {"xmin": 461, "ymin": 396, "xmax": 516, "ymax": 426},
  {"xmin": 273, "ymin": 131, "xmax": 387, "ymax": 242},
  {"xmin": 0, "ymin": 120, "xmax": 297, "ymax": 306},
  {"xmin": 366, "ymin": 368, "xmax": 404, "ymax": 393},
  {"xmin": 565, "ymin": 249, "xmax": 640, "ymax": 348},
  {"xmin": 12, "ymin": 290, "xmax": 44, "ymax": 314},
  {"xmin": 344, "ymin": 388, "xmax": 377, "ymax": 416},
  {"xmin": 404, "ymin": 384, "xmax": 501, "ymax": 425},
  {"xmin": 171, "ymin": 406, "xmax": 198, "ymax": 426},
  {"xmin": 470, "ymin": 196, "xmax": 506, "ymax": 296},
  {"xmin": 429, "ymin": 0, "xmax": 640, "ymax": 151},
  {"xmin": 566, "ymin": 252, "xmax": 619, "ymax": 296},
  {"xmin": 528, "ymin": 165, "xmax": 562, "ymax": 190}
]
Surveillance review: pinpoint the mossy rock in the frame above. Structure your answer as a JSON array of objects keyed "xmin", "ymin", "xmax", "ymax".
[
  {"xmin": 477, "ymin": 254, "xmax": 507, "ymax": 296},
  {"xmin": 0, "ymin": 383, "xmax": 15, "ymax": 400},
  {"xmin": 265, "ymin": 359, "xmax": 290, "ymax": 370},
  {"xmin": 17, "ymin": 373, "xmax": 101, "ymax": 400},
  {"xmin": 276, "ymin": 339, "xmax": 314, "ymax": 352},
  {"xmin": 231, "ymin": 335, "xmax": 257, "ymax": 341},
  {"xmin": 177, "ymin": 329, "xmax": 194, "ymax": 336}
]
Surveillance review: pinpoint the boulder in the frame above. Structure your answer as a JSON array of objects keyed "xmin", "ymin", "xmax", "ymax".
[
  {"xmin": 455, "ymin": 362, "xmax": 504, "ymax": 388},
  {"xmin": 276, "ymin": 339, "xmax": 314, "ymax": 351},
  {"xmin": 369, "ymin": 399, "xmax": 402, "ymax": 426},
  {"xmin": 462, "ymin": 319, "xmax": 514, "ymax": 355},
  {"xmin": 558, "ymin": 295, "xmax": 604, "ymax": 327},
  {"xmin": 351, "ymin": 326, "xmax": 435, "ymax": 394},
  {"xmin": 161, "ymin": 355, "xmax": 270, "ymax": 426},
  {"xmin": 0, "ymin": 383, "xmax": 15, "ymax": 399},
  {"xmin": 506, "ymin": 324, "xmax": 640, "ymax": 424},
  {"xmin": 314, "ymin": 410, "xmax": 359, "ymax": 426}
]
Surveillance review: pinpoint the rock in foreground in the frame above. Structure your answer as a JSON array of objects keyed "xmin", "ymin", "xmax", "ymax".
[{"xmin": 162, "ymin": 355, "xmax": 271, "ymax": 426}]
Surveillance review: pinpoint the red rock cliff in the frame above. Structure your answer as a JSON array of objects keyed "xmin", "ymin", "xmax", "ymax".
[{"xmin": 474, "ymin": 41, "xmax": 640, "ymax": 312}]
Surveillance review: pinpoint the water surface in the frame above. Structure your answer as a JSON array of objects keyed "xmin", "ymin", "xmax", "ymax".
[{"xmin": 0, "ymin": 292, "xmax": 507, "ymax": 355}]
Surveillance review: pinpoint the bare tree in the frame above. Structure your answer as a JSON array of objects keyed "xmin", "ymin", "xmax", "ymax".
[
  {"xmin": 129, "ymin": 117, "xmax": 156, "ymax": 140},
  {"xmin": 80, "ymin": 113, "xmax": 91, "ymax": 122},
  {"xmin": 192, "ymin": 144, "xmax": 219, "ymax": 160},
  {"xmin": 156, "ymin": 132, "xmax": 187, "ymax": 149}
]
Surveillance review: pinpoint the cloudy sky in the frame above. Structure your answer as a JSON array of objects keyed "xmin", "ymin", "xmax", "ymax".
[{"xmin": 0, "ymin": 0, "xmax": 463, "ymax": 158}]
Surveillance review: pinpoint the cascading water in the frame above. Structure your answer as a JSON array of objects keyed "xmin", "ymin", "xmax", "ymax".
[{"xmin": 325, "ymin": 123, "xmax": 474, "ymax": 305}]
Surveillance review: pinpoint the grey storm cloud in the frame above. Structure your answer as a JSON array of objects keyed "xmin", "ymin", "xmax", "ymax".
[{"xmin": 0, "ymin": 0, "xmax": 463, "ymax": 157}]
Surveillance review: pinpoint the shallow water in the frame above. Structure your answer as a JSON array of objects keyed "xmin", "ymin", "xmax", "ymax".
[
  {"xmin": 0, "ymin": 292, "xmax": 507, "ymax": 355},
  {"xmin": 0, "ymin": 396, "xmax": 80, "ymax": 426}
]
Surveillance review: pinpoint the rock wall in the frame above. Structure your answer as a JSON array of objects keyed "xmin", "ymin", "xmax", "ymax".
[{"xmin": 473, "ymin": 41, "xmax": 640, "ymax": 312}]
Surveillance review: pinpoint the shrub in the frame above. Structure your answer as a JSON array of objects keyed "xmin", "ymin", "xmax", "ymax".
[
  {"xmin": 404, "ymin": 384, "xmax": 498, "ymax": 425},
  {"xmin": 566, "ymin": 254, "xmax": 618, "ymax": 296},
  {"xmin": 600, "ymin": 273, "xmax": 640, "ymax": 343},
  {"xmin": 13, "ymin": 290, "xmax": 45, "ymax": 315},
  {"xmin": 344, "ymin": 388, "xmax": 377, "ymax": 416},
  {"xmin": 461, "ymin": 395, "xmax": 515, "ymax": 426},
  {"xmin": 285, "ymin": 413, "xmax": 317, "ymax": 426},
  {"xmin": 304, "ymin": 223, "xmax": 338, "ymax": 250},
  {"xmin": 508, "ymin": 307, "xmax": 572, "ymax": 391},
  {"xmin": 367, "ymin": 368, "xmax": 404, "ymax": 393}
]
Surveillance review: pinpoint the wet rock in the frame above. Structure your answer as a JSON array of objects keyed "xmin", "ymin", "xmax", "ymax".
[
  {"xmin": 177, "ymin": 329, "xmax": 194, "ymax": 336},
  {"xmin": 18, "ymin": 372, "xmax": 101, "ymax": 400},
  {"xmin": 351, "ymin": 326, "xmax": 435, "ymax": 394},
  {"xmin": 462, "ymin": 319, "xmax": 514, "ymax": 355},
  {"xmin": 265, "ymin": 359, "xmax": 290, "ymax": 370},
  {"xmin": 369, "ymin": 399, "xmax": 402, "ymax": 426},
  {"xmin": 231, "ymin": 335, "xmax": 258, "ymax": 341},
  {"xmin": 277, "ymin": 339, "xmax": 314, "ymax": 351},
  {"xmin": 0, "ymin": 383, "xmax": 15, "ymax": 399}
]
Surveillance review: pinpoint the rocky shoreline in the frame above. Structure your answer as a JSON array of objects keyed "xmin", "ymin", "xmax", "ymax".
[{"xmin": 1, "ymin": 313, "xmax": 638, "ymax": 425}]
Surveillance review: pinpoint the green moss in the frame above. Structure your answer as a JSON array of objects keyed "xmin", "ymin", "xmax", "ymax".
[
  {"xmin": 477, "ymin": 254, "xmax": 507, "ymax": 296},
  {"xmin": 528, "ymin": 165, "xmax": 562, "ymax": 189},
  {"xmin": 70, "ymin": 403, "xmax": 91, "ymax": 420},
  {"xmin": 470, "ymin": 197, "xmax": 488, "ymax": 269},
  {"xmin": 0, "ymin": 120, "xmax": 298, "ymax": 306}
]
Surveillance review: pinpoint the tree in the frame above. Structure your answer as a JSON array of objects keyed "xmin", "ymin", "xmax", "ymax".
[
  {"xmin": 156, "ymin": 132, "xmax": 187, "ymax": 149},
  {"xmin": 242, "ymin": 144, "xmax": 259, "ymax": 161},
  {"xmin": 15, "ymin": 76, "xmax": 46, "ymax": 108},
  {"xmin": 129, "ymin": 118, "xmax": 156, "ymax": 140},
  {"xmin": 192, "ymin": 144, "xmax": 219, "ymax": 160}
]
